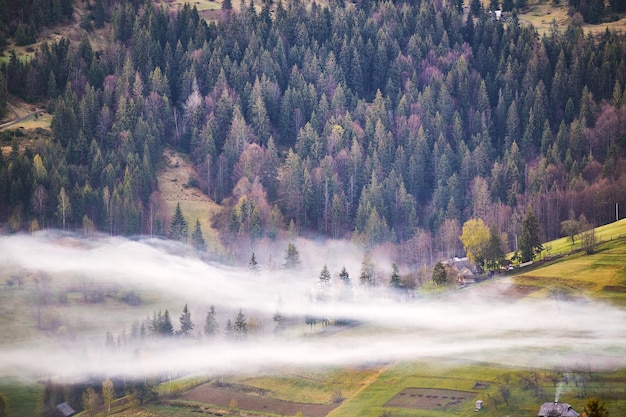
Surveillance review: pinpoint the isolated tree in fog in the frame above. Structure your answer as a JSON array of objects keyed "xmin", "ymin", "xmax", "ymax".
[
  {"xmin": 248, "ymin": 252, "xmax": 260, "ymax": 273},
  {"xmin": 191, "ymin": 219, "xmax": 206, "ymax": 251},
  {"xmin": 233, "ymin": 309, "xmax": 248, "ymax": 338},
  {"xmin": 273, "ymin": 310, "xmax": 286, "ymax": 336},
  {"xmin": 169, "ymin": 203, "xmax": 188, "ymax": 242},
  {"xmin": 204, "ymin": 305, "xmax": 219, "ymax": 336},
  {"xmin": 178, "ymin": 304, "xmax": 194, "ymax": 337},
  {"xmin": 339, "ymin": 266, "xmax": 350, "ymax": 285},
  {"xmin": 283, "ymin": 242, "xmax": 301, "ymax": 269},
  {"xmin": 319, "ymin": 264, "xmax": 331, "ymax": 285},
  {"xmin": 390, "ymin": 263, "xmax": 401, "ymax": 288},
  {"xmin": 359, "ymin": 253, "xmax": 376, "ymax": 285}
]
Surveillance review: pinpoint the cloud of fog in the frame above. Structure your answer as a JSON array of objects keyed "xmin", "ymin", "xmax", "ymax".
[{"xmin": 0, "ymin": 233, "xmax": 624, "ymax": 383}]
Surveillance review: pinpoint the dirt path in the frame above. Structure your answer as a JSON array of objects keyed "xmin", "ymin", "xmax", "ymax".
[
  {"xmin": 324, "ymin": 364, "xmax": 390, "ymax": 417},
  {"xmin": 0, "ymin": 102, "xmax": 42, "ymax": 130}
]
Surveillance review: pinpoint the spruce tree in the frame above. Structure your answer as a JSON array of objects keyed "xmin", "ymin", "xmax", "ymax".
[
  {"xmin": 319, "ymin": 264, "xmax": 331, "ymax": 285},
  {"xmin": 162, "ymin": 310, "xmax": 174, "ymax": 336},
  {"xmin": 390, "ymin": 263, "xmax": 401, "ymax": 289},
  {"xmin": 178, "ymin": 304, "xmax": 194, "ymax": 337},
  {"xmin": 204, "ymin": 305, "xmax": 219, "ymax": 336},
  {"xmin": 248, "ymin": 252, "xmax": 260, "ymax": 273},
  {"xmin": 191, "ymin": 218, "xmax": 206, "ymax": 250},
  {"xmin": 339, "ymin": 266, "xmax": 350, "ymax": 285},
  {"xmin": 224, "ymin": 319, "xmax": 233, "ymax": 337},
  {"xmin": 233, "ymin": 309, "xmax": 248, "ymax": 338},
  {"xmin": 283, "ymin": 242, "xmax": 301, "ymax": 269},
  {"xmin": 519, "ymin": 207, "xmax": 543, "ymax": 262},
  {"xmin": 170, "ymin": 203, "xmax": 188, "ymax": 242},
  {"xmin": 359, "ymin": 254, "xmax": 375, "ymax": 286}
]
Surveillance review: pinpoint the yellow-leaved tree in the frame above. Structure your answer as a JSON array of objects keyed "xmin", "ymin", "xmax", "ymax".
[{"xmin": 459, "ymin": 218, "xmax": 490, "ymax": 270}]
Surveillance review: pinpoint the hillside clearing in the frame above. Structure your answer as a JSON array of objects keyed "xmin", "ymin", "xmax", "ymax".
[{"xmin": 157, "ymin": 148, "xmax": 223, "ymax": 253}]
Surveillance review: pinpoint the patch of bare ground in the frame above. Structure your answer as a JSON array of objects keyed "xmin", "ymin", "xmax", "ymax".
[
  {"xmin": 159, "ymin": 148, "xmax": 212, "ymax": 204},
  {"xmin": 384, "ymin": 388, "xmax": 475, "ymax": 410},
  {"xmin": 0, "ymin": 100, "xmax": 49, "ymax": 132},
  {"xmin": 181, "ymin": 384, "xmax": 338, "ymax": 417}
]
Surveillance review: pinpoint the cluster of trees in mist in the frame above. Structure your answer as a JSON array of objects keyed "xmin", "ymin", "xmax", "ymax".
[{"xmin": 1, "ymin": 0, "xmax": 626, "ymax": 267}]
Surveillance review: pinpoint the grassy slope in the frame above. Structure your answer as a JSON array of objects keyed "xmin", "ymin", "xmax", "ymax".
[{"xmin": 157, "ymin": 148, "xmax": 223, "ymax": 254}]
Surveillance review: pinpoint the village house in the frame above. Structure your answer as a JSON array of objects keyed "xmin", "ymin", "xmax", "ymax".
[
  {"xmin": 446, "ymin": 257, "xmax": 476, "ymax": 285},
  {"xmin": 537, "ymin": 402, "xmax": 580, "ymax": 417}
]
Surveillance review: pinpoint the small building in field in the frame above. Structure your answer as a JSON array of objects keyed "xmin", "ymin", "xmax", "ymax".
[
  {"xmin": 537, "ymin": 402, "xmax": 579, "ymax": 417},
  {"xmin": 55, "ymin": 402, "xmax": 76, "ymax": 417}
]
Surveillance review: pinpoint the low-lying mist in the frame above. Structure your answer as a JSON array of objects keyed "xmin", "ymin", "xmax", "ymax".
[{"xmin": 1, "ymin": 232, "xmax": 624, "ymax": 383}]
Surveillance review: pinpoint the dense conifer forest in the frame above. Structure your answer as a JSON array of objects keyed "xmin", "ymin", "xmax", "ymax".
[{"xmin": 1, "ymin": 0, "xmax": 626, "ymax": 265}]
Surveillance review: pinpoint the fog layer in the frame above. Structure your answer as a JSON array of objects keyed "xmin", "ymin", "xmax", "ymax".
[{"xmin": 0, "ymin": 233, "xmax": 624, "ymax": 381}]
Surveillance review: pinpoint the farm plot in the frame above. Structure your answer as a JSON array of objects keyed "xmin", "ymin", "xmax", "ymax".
[
  {"xmin": 182, "ymin": 383, "xmax": 339, "ymax": 417},
  {"xmin": 384, "ymin": 388, "xmax": 475, "ymax": 411}
]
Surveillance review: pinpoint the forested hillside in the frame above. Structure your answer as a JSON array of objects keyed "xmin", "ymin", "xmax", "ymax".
[{"xmin": 1, "ymin": 0, "xmax": 626, "ymax": 265}]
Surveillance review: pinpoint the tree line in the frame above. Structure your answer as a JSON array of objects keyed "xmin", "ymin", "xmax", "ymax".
[{"xmin": 1, "ymin": 0, "xmax": 626, "ymax": 268}]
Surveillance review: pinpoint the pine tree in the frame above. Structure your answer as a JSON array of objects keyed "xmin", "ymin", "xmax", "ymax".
[
  {"xmin": 191, "ymin": 218, "xmax": 206, "ymax": 250},
  {"xmin": 169, "ymin": 203, "xmax": 188, "ymax": 242},
  {"xmin": 359, "ymin": 253, "xmax": 375, "ymax": 286},
  {"xmin": 178, "ymin": 304, "xmax": 194, "ymax": 337},
  {"xmin": 162, "ymin": 310, "xmax": 174, "ymax": 336},
  {"xmin": 248, "ymin": 252, "xmax": 260, "ymax": 273},
  {"xmin": 224, "ymin": 318, "xmax": 233, "ymax": 337},
  {"xmin": 105, "ymin": 330, "xmax": 115, "ymax": 350},
  {"xmin": 485, "ymin": 225, "xmax": 505, "ymax": 271},
  {"xmin": 233, "ymin": 309, "xmax": 248, "ymax": 338},
  {"xmin": 339, "ymin": 266, "xmax": 350, "ymax": 285},
  {"xmin": 283, "ymin": 242, "xmax": 301, "ymax": 269},
  {"xmin": 319, "ymin": 264, "xmax": 331, "ymax": 285},
  {"xmin": 204, "ymin": 305, "xmax": 219, "ymax": 337}
]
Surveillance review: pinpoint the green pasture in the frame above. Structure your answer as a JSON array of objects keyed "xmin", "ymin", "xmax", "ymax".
[
  {"xmin": 0, "ymin": 379, "xmax": 42, "ymax": 417},
  {"xmin": 513, "ymin": 227, "xmax": 626, "ymax": 304},
  {"xmin": 326, "ymin": 361, "xmax": 626, "ymax": 417},
  {"xmin": 540, "ymin": 218, "xmax": 626, "ymax": 258},
  {"xmin": 233, "ymin": 366, "xmax": 380, "ymax": 404}
]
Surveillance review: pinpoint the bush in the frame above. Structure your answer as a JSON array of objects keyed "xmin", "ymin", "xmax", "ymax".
[{"xmin": 121, "ymin": 291, "xmax": 142, "ymax": 306}]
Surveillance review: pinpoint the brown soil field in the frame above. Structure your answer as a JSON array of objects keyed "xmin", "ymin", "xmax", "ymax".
[
  {"xmin": 384, "ymin": 388, "xmax": 476, "ymax": 410},
  {"xmin": 182, "ymin": 384, "xmax": 339, "ymax": 417}
]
